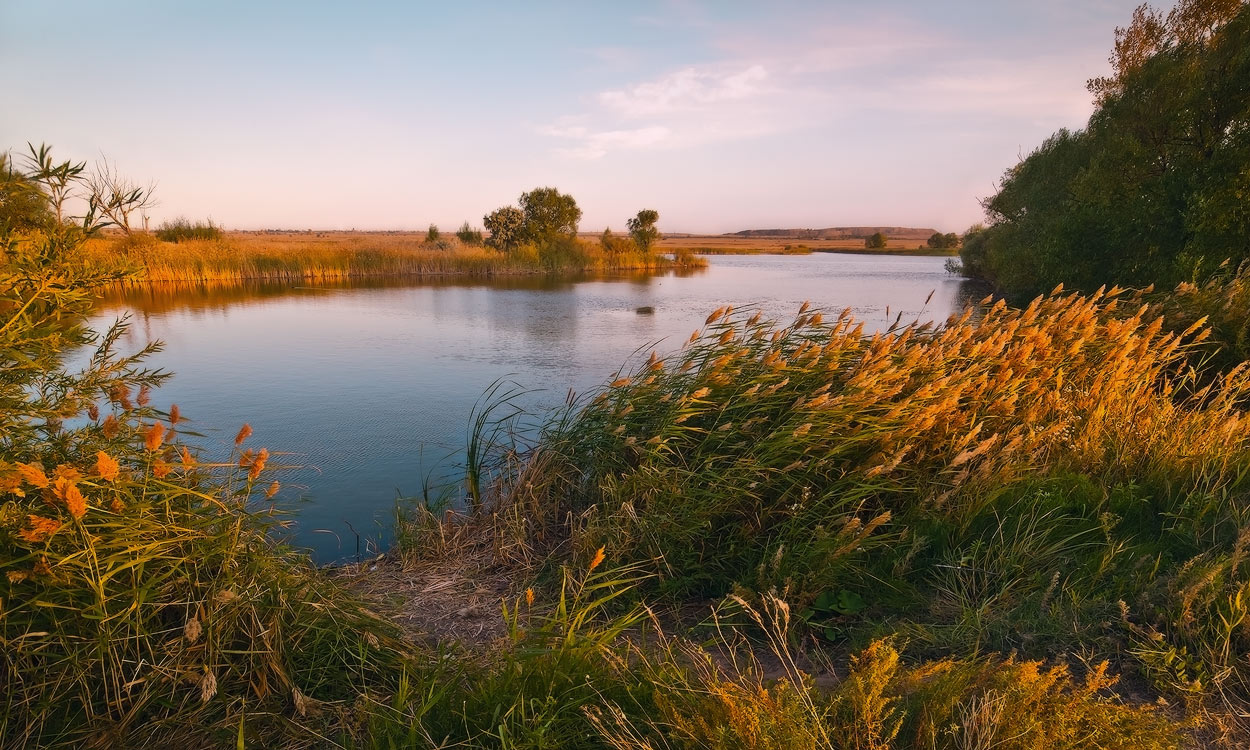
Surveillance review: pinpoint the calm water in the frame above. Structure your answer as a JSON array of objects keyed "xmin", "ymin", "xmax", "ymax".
[{"xmin": 90, "ymin": 253, "xmax": 976, "ymax": 561}]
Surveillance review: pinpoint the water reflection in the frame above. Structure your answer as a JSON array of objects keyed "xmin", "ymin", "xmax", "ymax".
[{"xmin": 91, "ymin": 253, "xmax": 972, "ymax": 562}]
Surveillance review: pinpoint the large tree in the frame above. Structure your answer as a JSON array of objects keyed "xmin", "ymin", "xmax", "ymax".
[
  {"xmin": 964, "ymin": 0, "xmax": 1250, "ymax": 299},
  {"xmin": 627, "ymin": 209, "xmax": 659, "ymax": 253},
  {"xmin": 518, "ymin": 187, "xmax": 581, "ymax": 246}
]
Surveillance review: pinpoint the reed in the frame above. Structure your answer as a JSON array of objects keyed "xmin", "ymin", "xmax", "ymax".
[
  {"xmin": 82, "ymin": 231, "xmax": 706, "ymax": 284},
  {"xmin": 432, "ymin": 287, "xmax": 1250, "ymax": 737}
]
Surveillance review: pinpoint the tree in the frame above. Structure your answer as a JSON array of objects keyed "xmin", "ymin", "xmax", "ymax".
[
  {"xmin": 426, "ymin": 223, "xmax": 441, "ymax": 243},
  {"xmin": 626, "ymin": 209, "xmax": 660, "ymax": 253},
  {"xmin": 926, "ymin": 232, "xmax": 961, "ymax": 249},
  {"xmin": 483, "ymin": 206, "xmax": 524, "ymax": 251},
  {"xmin": 84, "ymin": 158, "xmax": 157, "ymax": 235},
  {"xmin": 963, "ymin": 1, "xmax": 1250, "ymax": 299},
  {"xmin": 517, "ymin": 187, "xmax": 581, "ymax": 246},
  {"xmin": 865, "ymin": 232, "xmax": 888, "ymax": 249}
]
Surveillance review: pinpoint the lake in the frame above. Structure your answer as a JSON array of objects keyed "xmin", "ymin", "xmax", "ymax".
[{"xmin": 90, "ymin": 252, "xmax": 977, "ymax": 561}]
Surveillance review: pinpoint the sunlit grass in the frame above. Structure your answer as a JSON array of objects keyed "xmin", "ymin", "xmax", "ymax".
[{"xmin": 83, "ymin": 231, "xmax": 706, "ymax": 283}]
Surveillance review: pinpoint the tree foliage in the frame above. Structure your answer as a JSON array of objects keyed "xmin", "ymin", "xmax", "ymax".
[
  {"xmin": 926, "ymin": 232, "xmax": 960, "ymax": 249},
  {"xmin": 456, "ymin": 221, "xmax": 483, "ymax": 245},
  {"xmin": 518, "ymin": 186, "xmax": 581, "ymax": 246},
  {"xmin": 865, "ymin": 232, "xmax": 888, "ymax": 249},
  {"xmin": 965, "ymin": 0, "xmax": 1250, "ymax": 299},
  {"xmin": 483, "ymin": 205, "xmax": 524, "ymax": 251},
  {"xmin": 485, "ymin": 188, "xmax": 582, "ymax": 252},
  {"xmin": 626, "ymin": 209, "xmax": 659, "ymax": 253}
]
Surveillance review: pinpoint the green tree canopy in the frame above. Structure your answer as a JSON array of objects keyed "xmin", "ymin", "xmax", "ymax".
[
  {"xmin": 964, "ymin": 0, "xmax": 1250, "ymax": 299},
  {"xmin": 865, "ymin": 232, "xmax": 888, "ymax": 249},
  {"xmin": 626, "ymin": 209, "xmax": 660, "ymax": 253},
  {"xmin": 518, "ymin": 187, "xmax": 581, "ymax": 246},
  {"xmin": 483, "ymin": 205, "xmax": 524, "ymax": 251}
]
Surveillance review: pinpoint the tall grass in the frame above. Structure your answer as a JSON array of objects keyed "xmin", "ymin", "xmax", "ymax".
[
  {"xmin": 432, "ymin": 287, "xmax": 1250, "ymax": 736},
  {"xmin": 2, "ymin": 222, "xmax": 413, "ymax": 747},
  {"xmin": 82, "ymin": 232, "xmax": 706, "ymax": 283}
]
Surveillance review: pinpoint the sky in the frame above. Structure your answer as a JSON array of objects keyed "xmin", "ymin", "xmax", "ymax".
[{"xmin": 1, "ymin": 1, "xmax": 1160, "ymax": 233}]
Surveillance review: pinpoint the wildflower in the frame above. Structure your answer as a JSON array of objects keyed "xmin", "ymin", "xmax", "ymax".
[
  {"xmin": 234, "ymin": 423, "xmax": 253, "ymax": 447},
  {"xmin": 588, "ymin": 546, "xmax": 606, "ymax": 573},
  {"xmin": 706, "ymin": 307, "xmax": 726, "ymax": 325},
  {"xmin": 137, "ymin": 384, "xmax": 151, "ymax": 407},
  {"xmin": 16, "ymin": 462, "xmax": 49, "ymax": 489},
  {"xmin": 19, "ymin": 515, "xmax": 62, "ymax": 543},
  {"xmin": 7, "ymin": 570, "xmax": 30, "ymax": 583},
  {"xmin": 265, "ymin": 481, "xmax": 281, "ymax": 499},
  {"xmin": 525, "ymin": 587, "xmax": 535, "ymax": 606},
  {"xmin": 144, "ymin": 422, "xmax": 166, "ymax": 452},
  {"xmin": 180, "ymin": 446, "xmax": 196, "ymax": 467},
  {"xmin": 152, "ymin": 461, "xmax": 172, "ymax": 479},
  {"xmin": 793, "ymin": 423, "xmax": 813, "ymax": 437},
  {"xmin": 609, "ymin": 377, "xmax": 632, "ymax": 388},
  {"xmin": 717, "ymin": 328, "xmax": 735, "ymax": 344},
  {"xmin": 169, "ymin": 404, "xmax": 181, "ymax": 424},
  {"xmin": 87, "ymin": 404, "xmax": 99, "ymax": 421},
  {"xmin": 94, "ymin": 451, "xmax": 120, "ymax": 482},
  {"xmin": 691, "ymin": 387, "xmax": 710, "ymax": 399},
  {"xmin": 109, "ymin": 498, "xmax": 125, "ymax": 514}
]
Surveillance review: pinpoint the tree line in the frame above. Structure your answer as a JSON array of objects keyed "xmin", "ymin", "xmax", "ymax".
[{"xmin": 960, "ymin": 0, "xmax": 1250, "ymax": 300}]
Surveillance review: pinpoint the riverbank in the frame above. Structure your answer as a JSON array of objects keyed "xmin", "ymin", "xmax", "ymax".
[
  {"xmin": 84, "ymin": 230, "xmax": 706, "ymax": 283},
  {"xmin": 9, "ymin": 221, "xmax": 1247, "ymax": 747}
]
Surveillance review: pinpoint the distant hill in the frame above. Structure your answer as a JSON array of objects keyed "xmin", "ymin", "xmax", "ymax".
[{"xmin": 728, "ymin": 227, "xmax": 938, "ymax": 241}]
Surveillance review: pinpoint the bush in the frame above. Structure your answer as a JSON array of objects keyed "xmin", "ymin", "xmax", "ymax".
[
  {"xmin": 865, "ymin": 231, "xmax": 887, "ymax": 248},
  {"xmin": 155, "ymin": 217, "xmax": 222, "ymax": 243},
  {"xmin": 456, "ymin": 221, "xmax": 483, "ymax": 245}
]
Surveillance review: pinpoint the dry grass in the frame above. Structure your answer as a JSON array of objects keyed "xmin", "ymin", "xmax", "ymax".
[{"xmin": 84, "ymin": 230, "xmax": 705, "ymax": 283}]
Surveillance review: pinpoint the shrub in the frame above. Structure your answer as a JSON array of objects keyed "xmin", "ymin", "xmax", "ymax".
[
  {"xmin": 456, "ymin": 221, "xmax": 483, "ymax": 245},
  {"xmin": 155, "ymin": 217, "xmax": 222, "ymax": 243}
]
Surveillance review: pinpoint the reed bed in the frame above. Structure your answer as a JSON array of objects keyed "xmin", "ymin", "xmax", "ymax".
[
  {"xmin": 84, "ymin": 232, "xmax": 705, "ymax": 283},
  {"xmin": 434, "ymin": 286, "xmax": 1250, "ymax": 739}
]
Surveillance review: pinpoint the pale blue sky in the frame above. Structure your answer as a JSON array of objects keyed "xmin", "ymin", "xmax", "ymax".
[{"xmin": 1, "ymin": 1, "xmax": 1157, "ymax": 233}]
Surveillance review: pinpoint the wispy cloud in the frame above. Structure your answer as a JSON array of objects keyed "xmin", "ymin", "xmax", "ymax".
[
  {"xmin": 538, "ymin": 124, "xmax": 672, "ymax": 160},
  {"xmin": 599, "ymin": 64, "xmax": 768, "ymax": 117},
  {"xmin": 540, "ymin": 10, "xmax": 1098, "ymax": 160}
]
